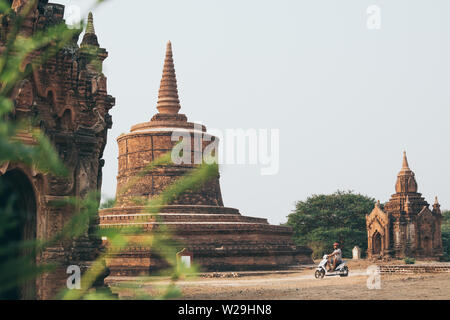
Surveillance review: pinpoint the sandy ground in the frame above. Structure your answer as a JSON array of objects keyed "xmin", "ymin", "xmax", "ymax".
[{"xmin": 107, "ymin": 260, "xmax": 450, "ymax": 300}]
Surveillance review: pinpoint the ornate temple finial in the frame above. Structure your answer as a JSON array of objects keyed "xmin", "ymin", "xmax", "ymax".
[
  {"xmin": 86, "ymin": 12, "xmax": 95, "ymax": 35},
  {"xmin": 81, "ymin": 12, "xmax": 99, "ymax": 47},
  {"xmin": 399, "ymin": 151, "xmax": 413, "ymax": 175},
  {"xmin": 433, "ymin": 196, "xmax": 441, "ymax": 215},
  {"xmin": 395, "ymin": 151, "xmax": 418, "ymax": 193},
  {"xmin": 402, "ymin": 151, "xmax": 410, "ymax": 169},
  {"xmin": 156, "ymin": 41, "xmax": 181, "ymax": 115}
]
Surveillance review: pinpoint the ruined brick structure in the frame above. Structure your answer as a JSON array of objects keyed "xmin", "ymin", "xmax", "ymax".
[
  {"xmin": 0, "ymin": 1, "xmax": 114, "ymax": 299},
  {"xmin": 99, "ymin": 42, "xmax": 313, "ymax": 275},
  {"xmin": 378, "ymin": 264, "xmax": 450, "ymax": 274},
  {"xmin": 366, "ymin": 152, "xmax": 443, "ymax": 260}
]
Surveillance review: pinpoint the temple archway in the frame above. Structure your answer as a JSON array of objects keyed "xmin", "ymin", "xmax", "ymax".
[
  {"xmin": 421, "ymin": 236, "xmax": 433, "ymax": 256},
  {"xmin": 372, "ymin": 231, "xmax": 382, "ymax": 255},
  {"xmin": 0, "ymin": 169, "xmax": 37, "ymax": 300}
]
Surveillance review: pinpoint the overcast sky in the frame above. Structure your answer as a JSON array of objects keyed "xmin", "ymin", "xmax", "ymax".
[{"xmin": 58, "ymin": 0, "xmax": 450, "ymax": 224}]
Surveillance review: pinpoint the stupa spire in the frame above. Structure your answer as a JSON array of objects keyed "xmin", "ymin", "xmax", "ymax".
[
  {"xmin": 86, "ymin": 12, "xmax": 95, "ymax": 34},
  {"xmin": 402, "ymin": 151, "xmax": 410, "ymax": 169},
  {"xmin": 395, "ymin": 151, "xmax": 418, "ymax": 193},
  {"xmin": 433, "ymin": 196, "xmax": 441, "ymax": 215},
  {"xmin": 81, "ymin": 12, "xmax": 99, "ymax": 47},
  {"xmin": 156, "ymin": 41, "xmax": 181, "ymax": 115},
  {"xmin": 398, "ymin": 151, "xmax": 414, "ymax": 176}
]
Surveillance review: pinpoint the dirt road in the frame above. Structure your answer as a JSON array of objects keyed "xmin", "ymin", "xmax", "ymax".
[
  {"xmin": 177, "ymin": 272, "xmax": 450, "ymax": 300},
  {"xmin": 108, "ymin": 264, "xmax": 450, "ymax": 300}
]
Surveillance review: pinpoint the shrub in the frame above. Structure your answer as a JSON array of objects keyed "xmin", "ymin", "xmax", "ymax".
[{"xmin": 404, "ymin": 257, "xmax": 416, "ymax": 265}]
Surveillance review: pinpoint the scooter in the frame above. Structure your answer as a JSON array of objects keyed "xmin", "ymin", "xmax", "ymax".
[{"xmin": 314, "ymin": 255, "xmax": 349, "ymax": 279}]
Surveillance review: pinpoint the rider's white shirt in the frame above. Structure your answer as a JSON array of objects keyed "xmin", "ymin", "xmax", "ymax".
[{"xmin": 332, "ymin": 248, "xmax": 342, "ymax": 260}]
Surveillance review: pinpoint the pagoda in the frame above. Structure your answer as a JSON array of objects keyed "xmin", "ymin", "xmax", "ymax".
[
  {"xmin": 366, "ymin": 152, "xmax": 443, "ymax": 260},
  {"xmin": 99, "ymin": 42, "xmax": 312, "ymax": 275}
]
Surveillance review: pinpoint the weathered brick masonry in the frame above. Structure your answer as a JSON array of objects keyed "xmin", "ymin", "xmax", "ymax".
[
  {"xmin": 378, "ymin": 264, "xmax": 450, "ymax": 274},
  {"xmin": 0, "ymin": 1, "xmax": 114, "ymax": 299}
]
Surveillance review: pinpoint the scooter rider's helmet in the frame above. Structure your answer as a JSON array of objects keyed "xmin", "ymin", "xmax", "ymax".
[{"xmin": 333, "ymin": 242, "xmax": 339, "ymax": 247}]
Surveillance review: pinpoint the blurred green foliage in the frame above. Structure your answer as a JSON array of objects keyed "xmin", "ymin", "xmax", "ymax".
[{"xmin": 99, "ymin": 198, "xmax": 116, "ymax": 209}]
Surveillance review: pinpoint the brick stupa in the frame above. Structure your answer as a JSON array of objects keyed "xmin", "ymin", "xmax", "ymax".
[{"xmin": 99, "ymin": 42, "xmax": 312, "ymax": 275}]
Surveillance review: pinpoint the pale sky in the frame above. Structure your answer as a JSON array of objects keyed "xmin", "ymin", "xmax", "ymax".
[{"xmin": 58, "ymin": 0, "xmax": 450, "ymax": 224}]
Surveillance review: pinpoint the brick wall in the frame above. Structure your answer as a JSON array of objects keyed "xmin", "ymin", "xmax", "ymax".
[{"xmin": 379, "ymin": 264, "xmax": 450, "ymax": 274}]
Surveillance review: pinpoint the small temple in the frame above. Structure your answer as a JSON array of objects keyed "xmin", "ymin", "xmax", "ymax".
[
  {"xmin": 99, "ymin": 42, "xmax": 313, "ymax": 275},
  {"xmin": 366, "ymin": 152, "xmax": 443, "ymax": 260}
]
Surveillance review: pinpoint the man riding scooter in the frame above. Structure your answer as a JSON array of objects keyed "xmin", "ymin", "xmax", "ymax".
[
  {"xmin": 315, "ymin": 242, "xmax": 348, "ymax": 278},
  {"xmin": 326, "ymin": 242, "xmax": 342, "ymax": 272}
]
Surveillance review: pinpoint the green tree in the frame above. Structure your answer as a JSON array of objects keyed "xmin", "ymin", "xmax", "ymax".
[
  {"xmin": 99, "ymin": 198, "xmax": 116, "ymax": 209},
  {"xmin": 286, "ymin": 191, "xmax": 376, "ymax": 259},
  {"xmin": 441, "ymin": 210, "xmax": 450, "ymax": 261}
]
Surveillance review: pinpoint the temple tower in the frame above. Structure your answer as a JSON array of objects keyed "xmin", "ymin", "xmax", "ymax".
[
  {"xmin": 0, "ymin": 2, "xmax": 115, "ymax": 299},
  {"xmin": 99, "ymin": 42, "xmax": 312, "ymax": 274},
  {"xmin": 366, "ymin": 152, "xmax": 443, "ymax": 260},
  {"xmin": 114, "ymin": 42, "xmax": 223, "ymax": 208}
]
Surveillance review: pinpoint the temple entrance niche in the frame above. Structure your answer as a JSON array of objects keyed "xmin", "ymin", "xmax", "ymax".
[
  {"xmin": 372, "ymin": 231, "xmax": 382, "ymax": 255},
  {"xmin": 421, "ymin": 235, "xmax": 433, "ymax": 256},
  {"xmin": 0, "ymin": 169, "xmax": 37, "ymax": 300}
]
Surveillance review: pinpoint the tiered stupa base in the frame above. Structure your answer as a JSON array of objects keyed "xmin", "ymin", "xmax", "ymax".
[{"xmin": 100, "ymin": 205, "xmax": 313, "ymax": 276}]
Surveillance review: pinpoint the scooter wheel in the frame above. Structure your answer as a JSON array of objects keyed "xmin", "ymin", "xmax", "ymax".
[
  {"xmin": 315, "ymin": 270, "xmax": 325, "ymax": 279},
  {"xmin": 340, "ymin": 266, "xmax": 349, "ymax": 277}
]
